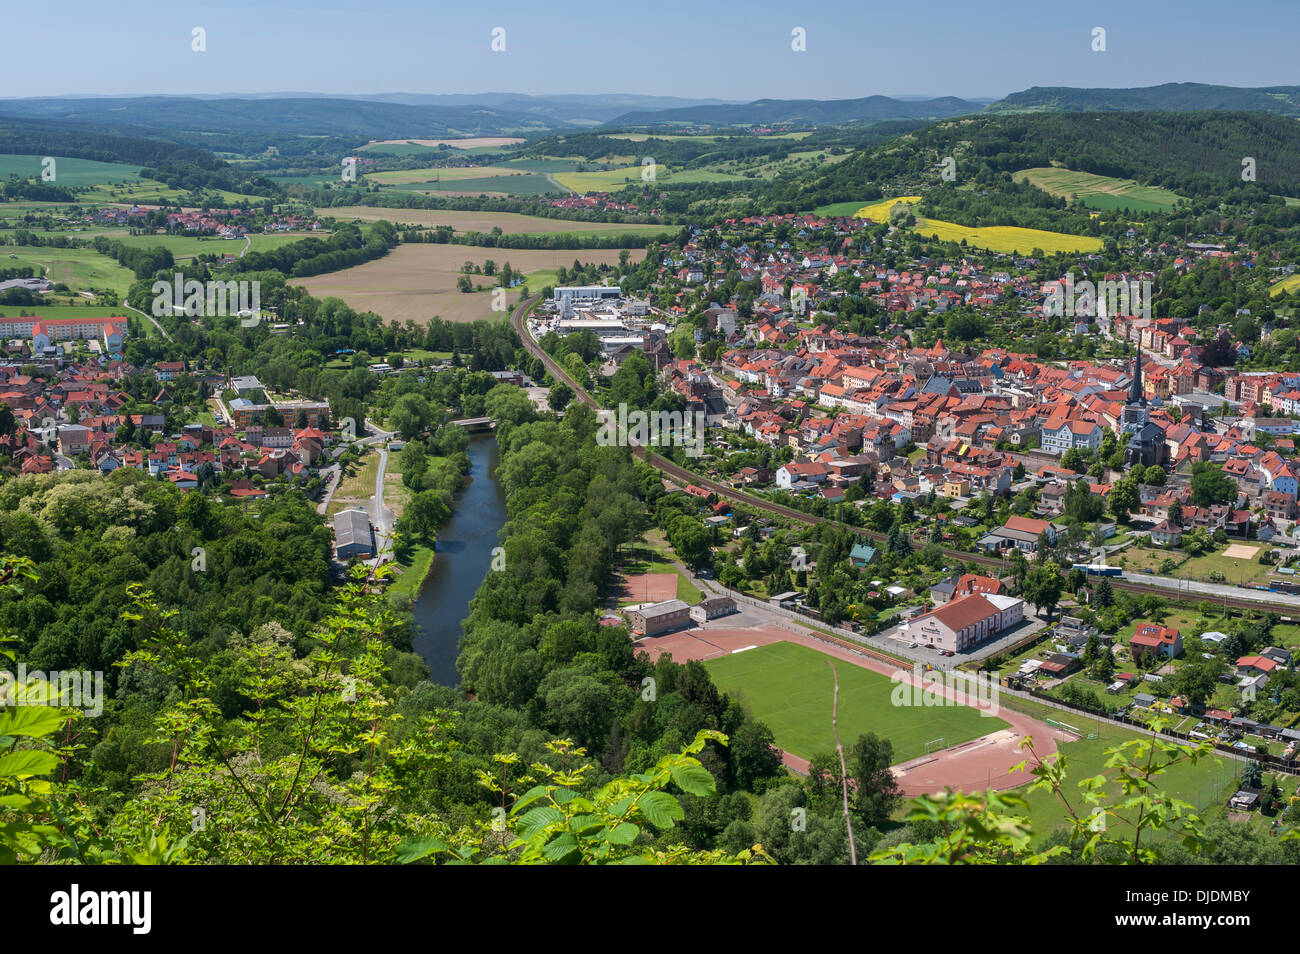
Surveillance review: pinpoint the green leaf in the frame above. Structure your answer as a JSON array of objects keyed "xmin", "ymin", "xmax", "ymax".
[
  {"xmin": 605, "ymin": 822, "xmax": 639, "ymax": 845},
  {"xmin": 637, "ymin": 790, "xmax": 684, "ymax": 829},
  {"xmin": 669, "ymin": 762, "xmax": 716, "ymax": 797},
  {"xmin": 0, "ymin": 749, "xmax": 59, "ymax": 779},
  {"xmin": 516, "ymin": 804, "xmax": 564, "ymax": 837},
  {"xmin": 394, "ymin": 836, "xmax": 446, "ymax": 864},
  {"xmin": 541, "ymin": 832, "xmax": 580, "ymax": 863},
  {"xmin": 0, "ymin": 707, "xmax": 66, "ymax": 740}
]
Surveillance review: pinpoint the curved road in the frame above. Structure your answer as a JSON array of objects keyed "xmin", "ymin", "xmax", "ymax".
[
  {"xmin": 510, "ymin": 296, "xmax": 1300, "ymax": 615},
  {"xmin": 123, "ymin": 301, "xmax": 172, "ymax": 341}
]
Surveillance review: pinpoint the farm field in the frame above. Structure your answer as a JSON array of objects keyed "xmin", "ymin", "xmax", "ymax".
[
  {"xmin": 365, "ymin": 165, "xmax": 524, "ymax": 184},
  {"xmin": 497, "ymin": 157, "xmax": 584, "ymax": 173},
  {"xmin": 1014, "ymin": 167, "xmax": 1185, "ymax": 213},
  {"xmin": 853, "ymin": 196, "xmax": 922, "ymax": 221},
  {"xmin": 293, "ymin": 242, "xmax": 638, "ymax": 323},
  {"xmin": 385, "ymin": 173, "xmax": 558, "ymax": 197},
  {"xmin": 320, "ymin": 206, "xmax": 669, "ymax": 237},
  {"xmin": 0, "ymin": 304, "xmax": 127, "ymax": 318},
  {"xmin": 704, "ymin": 641, "xmax": 1004, "ymax": 763},
  {"xmin": 911, "ymin": 216, "xmax": 1104, "ymax": 254},
  {"xmin": 1, "ymin": 245, "xmax": 136, "ymax": 295},
  {"xmin": 90, "ymin": 231, "xmax": 316, "ymax": 260},
  {"xmin": 0, "ymin": 154, "xmax": 145, "ymax": 187},
  {"xmin": 1269, "ymin": 273, "xmax": 1300, "ymax": 297},
  {"xmin": 363, "ymin": 137, "xmax": 525, "ymax": 150},
  {"xmin": 553, "ymin": 164, "xmax": 750, "ymax": 192}
]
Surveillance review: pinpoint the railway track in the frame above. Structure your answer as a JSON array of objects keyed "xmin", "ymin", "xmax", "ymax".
[{"xmin": 511, "ymin": 297, "xmax": 1299, "ymax": 616}]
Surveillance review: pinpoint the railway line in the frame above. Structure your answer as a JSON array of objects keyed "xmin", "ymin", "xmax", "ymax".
[{"xmin": 511, "ymin": 296, "xmax": 1300, "ymax": 616}]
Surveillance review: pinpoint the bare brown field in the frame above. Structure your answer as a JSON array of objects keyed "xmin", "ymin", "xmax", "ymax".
[
  {"xmin": 365, "ymin": 137, "xmax": 525, "ymax": 149},
  {"xmin": 322, "ymin": 206, "xmax": 655, "ymax": 235},
  {"xmin": 293, "ymin": 243, "xmax": 639, "ymax": 323}
]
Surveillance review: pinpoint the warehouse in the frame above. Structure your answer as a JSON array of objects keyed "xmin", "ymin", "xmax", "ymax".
[{"xmin": 333, "ymin": 508, "xmax": 375, "ymax": 560}]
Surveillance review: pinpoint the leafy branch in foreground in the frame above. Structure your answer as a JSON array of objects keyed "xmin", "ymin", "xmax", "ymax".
[
  {"xmin": 400, "ymin": 732, "xmax": 772, "ymax": 865},
  {"xmin": 871, "ymin": 721, "xmax": 1219, "ymax": 865}
]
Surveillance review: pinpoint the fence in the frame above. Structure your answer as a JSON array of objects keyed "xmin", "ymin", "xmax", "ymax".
[{"xmin": 1022, "ymin": 687, "xmax": 1300, "ymax": 776}]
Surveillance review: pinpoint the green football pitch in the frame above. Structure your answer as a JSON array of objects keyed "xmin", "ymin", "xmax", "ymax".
[{"xmin": 704, "ymin": 641, "xmax": 1005, "ymax": 763}]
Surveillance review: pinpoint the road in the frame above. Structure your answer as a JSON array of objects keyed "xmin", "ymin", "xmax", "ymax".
[
  {"xmin": 510, "ymin": 295, "xmax": 1300, "ymax": 616},
  {"xmin": 362, "ymin": 418, "xmax": 397, "ymax": 562},
  {"xmin": 122, "ymin": 301, "xmax": 172, "ymax": 341}
]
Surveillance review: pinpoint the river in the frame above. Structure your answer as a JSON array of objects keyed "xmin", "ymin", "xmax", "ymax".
[{"xmin": 411, "ymin": 433, "xmax": 507, "ymax": 685}]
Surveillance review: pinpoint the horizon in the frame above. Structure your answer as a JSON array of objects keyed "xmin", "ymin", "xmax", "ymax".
[{"xmin": 5, "ymin": 0, "xmax": 1299, "ymax": 100}]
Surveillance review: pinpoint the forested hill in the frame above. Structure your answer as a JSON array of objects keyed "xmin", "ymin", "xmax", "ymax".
[
  {"xmin": 788, "ymin": 111, "xmax": 1300, "ymax": 207},
  {"xmin": 0, "ymin": 96, "xmax": 556, "ymax": 141},
  {"xmin": 991, "ymin": 83, "xmax": 1300, "ymax": 117},
  {"xmin": 0, "ymin": 116, "xmax": 283, "ymax": 197},
  {"xmin": 608, "ymin": 95, "xmax": 983, "ymax": 127}
]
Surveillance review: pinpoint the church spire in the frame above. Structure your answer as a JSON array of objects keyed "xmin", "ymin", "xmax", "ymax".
[{"xmin": 1129, "ymin": 350, "xmax": 1145, "ymax": 405}]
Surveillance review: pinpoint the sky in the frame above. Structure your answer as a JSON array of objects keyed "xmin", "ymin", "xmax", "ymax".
[{"xmin": 5, "ymin": 0, "xmax": 1300, "ymax": 101}]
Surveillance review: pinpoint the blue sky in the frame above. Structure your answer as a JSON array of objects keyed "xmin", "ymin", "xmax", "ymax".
[{"xmin": 6, "ymin": 0, "xmax": 1300, "ymax": 101}]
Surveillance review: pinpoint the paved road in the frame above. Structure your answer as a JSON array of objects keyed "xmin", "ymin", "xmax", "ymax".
[
  {"xmin": 315, "ymin": 462, "xmax": 341, "ymax": 516},
  {"xmin": 123, "ymin": 301, "xmax": 172, "ymax": 341},
  {"xmin": 362, "ymin": 419, "xmax": 397, "ymax": 563}
]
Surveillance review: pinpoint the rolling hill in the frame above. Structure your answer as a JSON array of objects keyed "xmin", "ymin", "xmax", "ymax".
[
  {"xmin": 990, "ymin": 83, "xmax": 1300, "ymax": 117},
  {"xmin": 608, "ymin": 95, "xmax": 984, "ymax": 127}
]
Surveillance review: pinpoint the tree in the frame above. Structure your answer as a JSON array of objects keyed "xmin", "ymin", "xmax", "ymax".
[
  {"xmin": 846, "ymin": 733, "xmax": 904, "ymax": 827},
  {"xmin": 1143, "ymin": 465, "xmax": 1166, "ymax": 486},
  {"xmin": 1169, "ymin": 654, "xmax": 1226, "ymax": 707},
  {"xmin": 1093, "ymin": 576, "xmax": 1114, "ymax": 608},
  {"xmin": 390, "ymin": 392, "xmax": 435, "ymax": 440},
  {"xmin": 1023, "ymin": 565, "xmax": 1063, "ymax": 619},
  {"xmin": 728, "ymin": 722, "xmax": 783, "ymax": 792},
  {"xmin": 1190, "ymin": 463, "xmax": 1236, "ymax": 507},
  {"xmin": 399, "ymin": 489, "xmax": 451, "ymax": 543},
  {"xmin": 547, "ymin": 382, "xmax": 573, "ymax": 412},
  {"xmin": 1108, "ymin": 475, "xmax": 1140, "ymax": 519}
]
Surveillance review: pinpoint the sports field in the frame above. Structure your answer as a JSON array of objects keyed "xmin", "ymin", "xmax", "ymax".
[
  {"xmin": 704, "ymin": 641, "xmax": 1004, "ymax": 763},
  {"xmin": 1014, "ymin": 167, "xmax": 1184, "ymax": 213}
]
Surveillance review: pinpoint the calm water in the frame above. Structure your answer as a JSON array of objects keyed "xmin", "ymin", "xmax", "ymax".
[{"xmin": 411, "ymin": 433, "xmax": 507, "ymax": 685}]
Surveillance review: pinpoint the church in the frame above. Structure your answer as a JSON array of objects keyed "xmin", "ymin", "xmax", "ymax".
[{"xmin": 1120, "ymin": 351, "xmax": 1166, "ymax": 468}]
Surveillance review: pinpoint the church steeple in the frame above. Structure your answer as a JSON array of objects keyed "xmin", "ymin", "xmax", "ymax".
[{"xmin": 1129, "ymin": 350, "xmax": 1145, "ymax": 406}]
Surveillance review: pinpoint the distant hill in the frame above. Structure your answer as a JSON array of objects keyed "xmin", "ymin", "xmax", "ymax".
[
  {"xmin": 0, "ymin": 96, "xmax": 565, "ymax": 140},
  {"xmin": 608, "ymin": 95, "xmax": 984, "ymax": 127},
  {"xmin": 991, "ymin": 83, "xmax": 1300, "ymax": 117}
]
